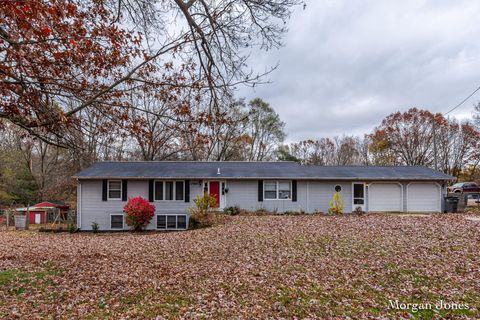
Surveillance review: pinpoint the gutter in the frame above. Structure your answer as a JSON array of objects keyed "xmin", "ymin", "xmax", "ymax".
[{"xmin": 72, "ymin": 176, "xmax": 454, "ymax": 181}]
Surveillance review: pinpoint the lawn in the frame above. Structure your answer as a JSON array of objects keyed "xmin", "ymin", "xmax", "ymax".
[{"xmin": 0, "ymin": 214, "xmax": 479, "ymax": 319}]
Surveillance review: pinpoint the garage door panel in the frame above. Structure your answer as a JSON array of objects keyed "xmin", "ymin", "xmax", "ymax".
[
  {"xmin": 407, "ymin": 183, "xmax": 440, "ymax": 212},
  {"xmin": 369, "ymin": 183, "xmax": 402, "ymax": 212}
]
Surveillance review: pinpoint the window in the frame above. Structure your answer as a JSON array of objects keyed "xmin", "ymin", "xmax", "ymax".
[
  {"xmin": 110, "ymin": 214, "xmax": 124, "ymax": 229},
  {"xmin": 264, "ymin": 181, "xmax": 291, "ymax": 200},
  {"xmin": 167, "ymin": 215, "xmax": 176, "ymax": 228},
  {"xmin": 154, "ymin": 181, "xmax": 163, "ymax": 200},
  {"xmin": 157, "ymin": 215, "xmax": 166, "ymax": 229},
  {"xmin": 278, "ymin": 181, "xmax": 291, "ymax": 199},
  {"xmin": 175, "ymin": 181, "xmax": 184, "ymax": 200},
  {"xmin": 353, "ymin": 184, "xmax": 364, "ymax": 205},
  {"xmin": 108, "ymin": 180, "xmax": 122, "ymax": 200},
  {"xmin": 335, "ymin": 185, "xmax": 342, "ymax": 192},
  {"xmin": 156, "ymin": 215, "xmax": 188, "ymax": 230},
  {"xmin": 154, "ymin": 181, "xmax": 184, "ymax": 201},
  {"xmin": 165, "ymin": 181, "xmax": 174, "ymax": 200},
  {"xmin": 264, "ymin": 181, "xmax": 277, "ymax": 199},
  {"xmin": 177, "ymin": 215, "xmax": 187, "ymax": 229}
]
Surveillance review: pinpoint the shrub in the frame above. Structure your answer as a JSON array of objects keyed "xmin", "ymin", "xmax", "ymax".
[
  {"xmin": 123, "ymin": 196, "xmax": 155, "ymax": 231},
  {"xmin": 67, "ymin": 224, "xmax": 77, "ymax": 233},
  {"xmin": 188, "ymin": 193, "xmax": 220, "ymax": 229},
  {"xmin": 192, "ymin": 193, "xmax": 218, "ymax": 214},
  {"xmin": 352, "ymin": 206, "xmax": 365, "ymax": 215},
  {"xmin": 223, "ymin": 206, "xmax": 241, "ymax": 216},
  {"xmin": 328, "ymin": 191, "xmax": 344, "ymax": 215},
  {"xmin": 91, "ymin": 222, "xmax": 99, "ymax": 233}
]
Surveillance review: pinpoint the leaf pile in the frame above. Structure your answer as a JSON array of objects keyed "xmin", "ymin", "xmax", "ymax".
[{"xmin": 0, "ymin": 214, "xmax": 479, "ymax": 318}]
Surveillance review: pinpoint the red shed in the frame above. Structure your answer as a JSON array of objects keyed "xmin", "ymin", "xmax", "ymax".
[{"xmin": 28, "ymin": 201, "xmax": 70, "ymax": 224}]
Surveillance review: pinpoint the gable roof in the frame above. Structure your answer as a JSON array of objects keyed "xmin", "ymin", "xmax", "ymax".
[{"xmin": 73, "ymin": 161, "xmax": 454, "ymax": 181}]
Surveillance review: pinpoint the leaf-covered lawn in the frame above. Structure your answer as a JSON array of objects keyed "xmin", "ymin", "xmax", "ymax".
[{"xmin": 0, "ymin": 214, "xmax": 479, "ymax": 319}]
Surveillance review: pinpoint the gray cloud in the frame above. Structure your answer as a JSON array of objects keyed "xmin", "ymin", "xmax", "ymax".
[{"xmin": 239, "ymin": 0, "xmax": 480, "ymax": 142}]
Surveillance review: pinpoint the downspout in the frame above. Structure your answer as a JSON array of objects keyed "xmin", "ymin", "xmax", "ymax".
[{"xmin": 77, "ymin": 180, "xmax": 82, "ymax": 229}]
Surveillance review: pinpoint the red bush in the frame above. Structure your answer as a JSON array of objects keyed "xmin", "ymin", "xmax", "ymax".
[{"xmin": 123, "ymin": 197, "xmax": 155, "ymax": 231}]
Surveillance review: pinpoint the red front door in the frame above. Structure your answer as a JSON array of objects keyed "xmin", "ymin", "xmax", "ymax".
[{"xmin": 209, "ymin": 181, "xmax": 220, "ymax": 208}]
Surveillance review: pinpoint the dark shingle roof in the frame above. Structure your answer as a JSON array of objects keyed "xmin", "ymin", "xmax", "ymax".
[{"xmin": 73, "ymin": 161, "xmax": 454, "ymax": 181}]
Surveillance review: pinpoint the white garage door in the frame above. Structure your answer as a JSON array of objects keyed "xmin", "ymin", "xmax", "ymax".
[
  {"xmin": 369, "ymin": 183, "xmax": 403, "ymax": 212},
  {"xmin": 407, "ymin": 183, "xmax": 440, "ymax": 212}
]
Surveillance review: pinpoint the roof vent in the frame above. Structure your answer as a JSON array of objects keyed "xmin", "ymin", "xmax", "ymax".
[{"xmin": 217, "ymin": 168, "xmax": 221, "ymax": 175}]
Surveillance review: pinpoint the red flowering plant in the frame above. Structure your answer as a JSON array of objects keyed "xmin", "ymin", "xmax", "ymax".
[{"xmin": 123, "ymin": 197, "xmax": 155, "ymax": 231}]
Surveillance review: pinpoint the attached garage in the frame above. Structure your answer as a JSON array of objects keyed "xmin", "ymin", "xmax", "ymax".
[
  {"xmin": 368, "ymin": 183, "xmax": 403, "ymax": 212},
  {"xmin": 407, "ymin": 182, "xmax": 441, "ymax": 212}
]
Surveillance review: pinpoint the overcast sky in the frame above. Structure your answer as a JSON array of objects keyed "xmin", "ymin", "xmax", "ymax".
[{"xmin": 239, "ymin": 0, "xmax": 480, "ymax": 142}]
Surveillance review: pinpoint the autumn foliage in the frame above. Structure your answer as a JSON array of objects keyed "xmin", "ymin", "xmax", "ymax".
[{"xmin": 123, "ymin": 196, "xmax": 155, "ymax": 231}]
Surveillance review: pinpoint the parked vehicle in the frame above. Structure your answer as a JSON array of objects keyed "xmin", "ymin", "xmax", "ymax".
[
  {"xmin": 448, "ymin": 182, "xmax": 480, "ymax": 193},
  {"xmin": 466, "ymin": 193, "xmax": 480, "ymax": 207}
]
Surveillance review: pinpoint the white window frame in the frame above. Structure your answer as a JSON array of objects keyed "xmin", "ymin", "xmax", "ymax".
[
  {"xmin": 154, "ymin": 180, "xmax": 185, "ymax": 201},
  {"xmin": 351, "ymin": 182, "xmax": 366, "ymax": 208},
  {"xmin": 156, "ymin": 214, "xmax": 188, "ymax": 230},
  {"xmin": 110, "ymin": 213, "xmax": 124, "ymax": 230},
  {"xmin": 263, "ymin": 180, "xmax": 292, "ymax": 200},
  {"xmin": 107, "ymin": 180, "xmax": 122, "ymax": 200}
]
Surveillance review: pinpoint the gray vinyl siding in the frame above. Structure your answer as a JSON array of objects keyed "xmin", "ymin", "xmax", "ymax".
[
  {"xmin": 78, "ymin": 180, "xmax": 202, "ymax": 230},
  {"xmin": 226, "ymin": 180, "xmax": 308, "ymax": 213},
  {"xmin": 225, "ymin": 180, "xmax": 352, "ymax": 214},
  {"xmin": 78, "ymin": 178, "xmax": 448, "ymax": 230}
]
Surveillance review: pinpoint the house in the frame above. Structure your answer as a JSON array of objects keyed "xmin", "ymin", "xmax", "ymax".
[{"xmin": 73, "ymin": 161, "xmax": 454, "ymax": 231}]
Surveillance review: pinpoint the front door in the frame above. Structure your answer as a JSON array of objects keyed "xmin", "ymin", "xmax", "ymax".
[
  {"xmin": 35, "ymin": 213, "xmax": 41, "ymax": 224},
  {"xmin": 209, "ymin": 181, "xmax": 220, "ymax": 208},
  {"xmin": 352, "ymin": 183, "xmax": 366, "ymax": 212}
]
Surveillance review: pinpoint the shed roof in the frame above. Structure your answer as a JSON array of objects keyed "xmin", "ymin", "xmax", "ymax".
[{"xmin": 73, "ymin": 161, "xmax": 454, "ymax": 181}]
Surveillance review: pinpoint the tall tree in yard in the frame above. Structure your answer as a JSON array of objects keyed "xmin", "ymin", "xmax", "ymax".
[
  {"xmin": 242, "ymin": 98, "xmax": 286, "ymax": 161},
  {"xmin": 0, "ymin": 0, "xmax": 301, "ymax": 147},
  {"xmin": 369, "ymin": 108, "xmax": 439, "ymax": 166}
]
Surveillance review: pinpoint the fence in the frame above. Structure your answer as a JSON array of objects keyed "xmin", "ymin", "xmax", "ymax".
[{"xmin": 0, "ymin": 208, "xmax": 77, "ymax": 231}]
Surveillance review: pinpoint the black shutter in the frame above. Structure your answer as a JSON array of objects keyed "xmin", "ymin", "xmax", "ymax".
[
  {"xmin": 184, "ymin": 180, "xmax": 190, "ymax": 202},
  {"xmin": 148, "ymin": 179, "xmax": 154, "ymax": 202},
  {"xmin": 258, "ymin": 180, "xmax": 263, "ymax": 202},
  {"xmin": 292, "ymin": 180, "xmax": 297, "ymax": 202},
  {"xmin": 122, "ymin": 180, "xmax": 128, "ymax": 201},
  {"xmin": 102, "ymin": 179, "xmax": 108, "ymax": 201}
]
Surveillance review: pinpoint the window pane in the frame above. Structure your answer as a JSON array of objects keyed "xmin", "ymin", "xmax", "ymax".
[
  {"xmin": 109, "ymin": 190, "xmax": 121, "ymax": 199},
  {"xmin": 157, "ymin": 215, "xmax": 166, "ymax": 229},
  {"xmin": 353, "ymin": 199, "xmax": 364, "ymax": 204},
  {"xmin": 175, "ymin": 181, "xmax": 184, "ymax": 200},
  {"xmin": 165, "ymin": 182, "xmax": 174, "ymax": 200},
  {"xmin": 167, "ymin": 215, "xmax": 176, "ymax": 228},
  {"xmin": 109, "ymin": 181, "xmax": 121, "ymax": 190},
  {"xmin": 353, "ymin": 184, "xmax": 364, "ymax": 198},
  {"xmin": 177, "ymin": 215, "xmax": 187, "ymax": 229},
  {"xmin": 108, "ymin": 181, "xmax": 121, "ymax": 199},
  {"xmin": 264, "ymin": 191, "xmax": 277, "ymax": 199},
  {"xmin": 111, "ymin": 215, "xmax": 123, "ymax": 229},
  {"xmin": 278, "ymin": 182, "xmax": 291, "ymax": 199},
  {"xmin": 264, "ymin": 181, "xmax": 277, "ymax": 191},
  {"xmin": 155, "ymin": 181, "xmax": 163, "ymax": 200}
]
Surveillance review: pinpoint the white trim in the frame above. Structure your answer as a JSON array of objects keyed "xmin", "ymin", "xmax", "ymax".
[
  {"xmin": 109, "ymin": 213, "xmax": 125, "ymax": 230},
  {"xmin": 107, "ymin": 180, "xmax": 122, "ymax": 200},
  {"xmin": 156, "ymin": 214, "xmax": 188, "ymax": 230},
  {"xmin": 77, "ymin": 181, "xmax": 82, "ymax": 228},
  {"xmin": 406, "ymin": 182, "xmax": 441, "ymax": 213},
  {"xmin": 153, "ymin": 180, "xmax": 185, "ymax": 202},
  {"xmin": 206, "ymin": 180, "xmax": 226, "ymax": 208},
  {"xmin": 263, "ymin": 180, "xmax": 292, "ymax": 200},
  {"xmin": 351, "ymin": 182, "xmax": 366, "ymax": 211},
  {"xmin": 368, "ymin": 182, "xmax": 403, "ymax": 212}
]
